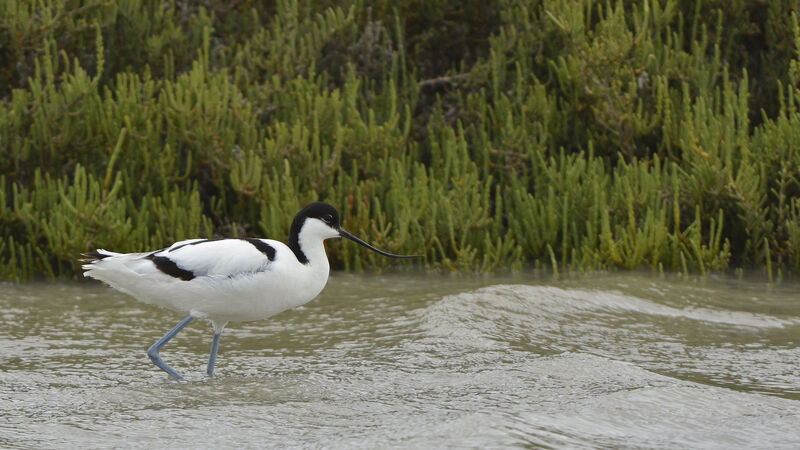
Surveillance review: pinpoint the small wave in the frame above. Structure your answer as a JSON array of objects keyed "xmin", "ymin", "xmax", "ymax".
[
  {"xmin": 413, "ymin": 284, "xmax": 800, "ymax": 400},
  {"xmin": 420, "ymin": 284, "xmax": 798, "ymax": 332}
]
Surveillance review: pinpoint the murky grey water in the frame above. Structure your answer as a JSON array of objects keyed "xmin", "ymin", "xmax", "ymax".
[{"xmin": 1, "ymin": 272, "xmax": 799, "ymax": 448}]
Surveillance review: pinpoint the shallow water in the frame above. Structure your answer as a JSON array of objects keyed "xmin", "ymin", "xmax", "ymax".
[{"xmin": 1, "ymin": 272, "xmax": 799, "ymax": 448}]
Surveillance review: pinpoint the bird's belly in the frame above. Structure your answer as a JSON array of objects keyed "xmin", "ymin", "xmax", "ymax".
[{"xmin": 186, "ymin": 271, "xmax": 328, "ymax": 323}]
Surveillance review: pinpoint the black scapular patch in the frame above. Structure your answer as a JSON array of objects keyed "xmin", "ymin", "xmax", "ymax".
[
  {"xmin": 147, "ymin": 254, "xmax": 195, "ymax": 281},
  {"xmin": 242, "ymin": 238, "xmax": 276, "ymax": 261}
]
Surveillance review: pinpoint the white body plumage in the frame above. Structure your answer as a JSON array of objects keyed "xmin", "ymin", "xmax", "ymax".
[{"xmin": 84, "ymin": 234, "xmax": 329, "ymax": 328}]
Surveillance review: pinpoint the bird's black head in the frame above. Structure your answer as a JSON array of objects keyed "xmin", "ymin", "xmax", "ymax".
[
  {"xmin": 288, "ymin": 201, "xmax": 420, "ymax": 264},
  {"xmin": 295, "ymin": 201, "xmax": 341, "ymax": 229},
  {"xmin": 288, "ymin": 202, "xmax": 341, "ymax": 264}
]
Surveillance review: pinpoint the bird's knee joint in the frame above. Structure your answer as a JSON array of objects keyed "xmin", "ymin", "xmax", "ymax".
[{"xmin": 147, "ymin": 347, "xmax": 161, "ymax": 363}]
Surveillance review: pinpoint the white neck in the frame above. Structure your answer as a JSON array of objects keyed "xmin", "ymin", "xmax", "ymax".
[
  {"xmin": 298, "ymin": 234, "xmax": 330, "ymax": 271},
  {"xmin": 296, "ymin": 219, "xmax": 338, "ymax": 270},
  {"xmin": 291, "ymin": 224, "xmax": 333, "ymax": 303}
]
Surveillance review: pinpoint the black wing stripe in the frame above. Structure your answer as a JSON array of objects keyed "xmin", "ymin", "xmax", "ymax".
[
  {"xmin": 168, "ymin": 238, "xmax": 226, "ymax": 252},
  {"xmin": 80, "ymin": 251, "xmax": 111, "ymax": 262},
  {"xmin": 146, "ymin": 254, "xmax": 195, "ymax": 281},
  {"xmin": 242, "ymin": 238, "xmax": 276, "ymax": 261},
  {"xmin": 168, "ymin": 238, "xmax": 275, "ymax": 262}
]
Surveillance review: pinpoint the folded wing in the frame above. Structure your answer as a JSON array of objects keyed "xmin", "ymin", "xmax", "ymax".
[{"xmin": 150, "ymin": 238, "xmax": 277, "ymax": 280}]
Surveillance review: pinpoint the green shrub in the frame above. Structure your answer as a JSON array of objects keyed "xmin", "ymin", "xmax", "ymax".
[{"xmin": 1, "ymin": 0, "xmax": 799, "ymax": 278}]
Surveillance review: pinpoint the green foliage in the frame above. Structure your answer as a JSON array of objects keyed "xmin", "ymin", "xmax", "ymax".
[{"xmin": 0, "ymin": 0, "xmax": 799, "ymax": 278}]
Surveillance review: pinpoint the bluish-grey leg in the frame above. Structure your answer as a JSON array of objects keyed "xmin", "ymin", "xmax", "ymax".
[
  {"xmin": 147, "ymin": 315, "xmax": 194, "ymax": 380},
  {"xmin": 207, "ymin": 332, "xmax": 222, "ymax": 376}
]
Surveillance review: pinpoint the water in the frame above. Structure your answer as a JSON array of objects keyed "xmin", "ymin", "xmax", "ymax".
[{"xmin": 1, "ymin": 272, "xmax": 799, "ymax": 448}]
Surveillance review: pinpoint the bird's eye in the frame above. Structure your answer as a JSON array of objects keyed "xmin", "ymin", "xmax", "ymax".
[{"xmin": 322, "ymin": 214, "xmax": 333, "ymax": 224}]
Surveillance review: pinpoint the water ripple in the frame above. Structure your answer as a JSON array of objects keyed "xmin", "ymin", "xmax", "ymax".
[{"xmin": 1, "ymin": 274, "xmax": 799, "ymax": 448}]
